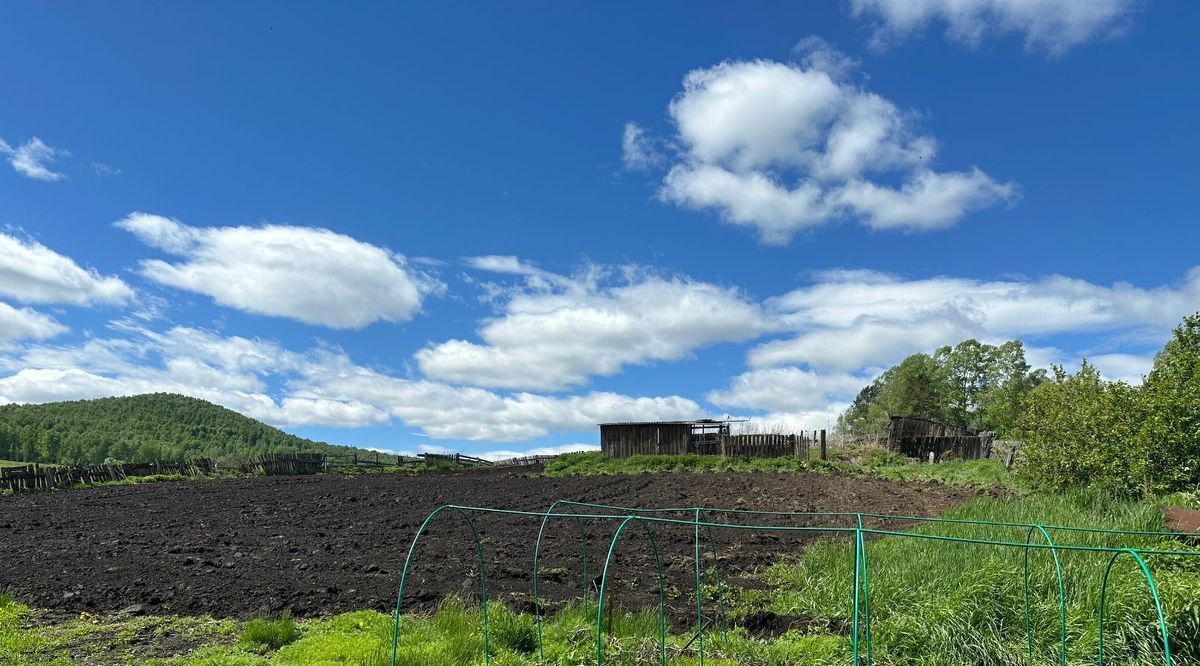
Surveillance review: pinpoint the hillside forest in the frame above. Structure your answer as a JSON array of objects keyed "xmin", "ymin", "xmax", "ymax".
[{"xmin": 0, "ymin": 393, "xmax": 365, "ymax": 465}]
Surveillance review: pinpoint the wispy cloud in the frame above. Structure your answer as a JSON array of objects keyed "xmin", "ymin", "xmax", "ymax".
[
  {"xmin": 849, "ymin": 0, "xmax": 1140, "ymax": 55},
  {"xmin": 0, "ymin": 136, "xmax": 69, "ymax": 181}
]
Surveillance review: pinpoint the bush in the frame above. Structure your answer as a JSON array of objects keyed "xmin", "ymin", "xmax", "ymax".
[
  {"xmin": 1019, "ymin": 312, "xmax": 1200, "ymax": 496},
  {"xmin": 240, "ymin": 613, "xmax": 302, "ymax": 653}
]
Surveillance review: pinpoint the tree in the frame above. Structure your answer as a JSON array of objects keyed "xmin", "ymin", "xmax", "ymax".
[
  {"xmin": 875, "ymin": 353, "xmax": 951, "ymax": 423},
  {"xmin": 838, "ymin": 338, "xmax": 1042, "ymax": 440},
  {"xmin": 1017, "ymin": 362, "xmax": 1142, "ymax": 494},
  {"xmin": 1137, "ymin": 313, "xmax": 1200, "ymax": 493}
]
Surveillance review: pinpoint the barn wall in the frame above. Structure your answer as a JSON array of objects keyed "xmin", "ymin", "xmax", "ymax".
[{"xmin": 601, "ymin": 424, "xmax": 691, "ymax": 458}]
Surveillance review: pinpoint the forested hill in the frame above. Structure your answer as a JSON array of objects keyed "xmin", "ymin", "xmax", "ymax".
[{"xmin": 0, "ymin": 393, "xmax": 365, "ymax": 464}]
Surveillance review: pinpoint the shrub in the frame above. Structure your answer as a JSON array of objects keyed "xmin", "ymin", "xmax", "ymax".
[{"xmin": 240, "ymin": 613, "xmax": 302, "ymax": 653}]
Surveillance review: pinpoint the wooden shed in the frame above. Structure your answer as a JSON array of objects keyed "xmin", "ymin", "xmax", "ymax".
[{"xmin": 599, "ymin": 419, "xmax": 733, "ymax": 458}]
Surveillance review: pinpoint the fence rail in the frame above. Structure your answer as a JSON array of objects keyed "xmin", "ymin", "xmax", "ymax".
[
  {"xmin": 1, "ymin": 458, "xmax": 219, "ymax": 493},
  {"xmin": 3, "ymin": 448, "xmax": 562, "ymax": 494}
]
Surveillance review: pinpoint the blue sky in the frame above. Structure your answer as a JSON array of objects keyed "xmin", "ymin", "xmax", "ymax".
[{"xmin": 1, "ymin": 1, "xmax": 1197, "ymax": 456}]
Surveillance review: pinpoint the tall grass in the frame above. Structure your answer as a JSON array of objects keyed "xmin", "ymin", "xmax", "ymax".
[{"xmin": 745, "ymin": 490, "xmax": 1200, "ymax": 665}]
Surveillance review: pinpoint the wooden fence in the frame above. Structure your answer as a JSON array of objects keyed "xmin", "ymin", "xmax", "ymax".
[
  {"xmin": 886, "ymin": 416, "xmax": 997, "ymax": 462},
  {"xmin": 242, "ymin": 453, "xmax": 327, "ymax": 475},
  {"xmin": 326, "ymin": 452, "xmax": 426, "ymax": 469},
  {"xmin": 694, "ymin": 430, "xmax": 828, "ymax": 460},
  {"xmin": 2, "ymin": 448, "xmax": 562, "ymax": 494},
  {"xmin": 1, "ymin": 458, "xmax": 219, "ymax": 493}
]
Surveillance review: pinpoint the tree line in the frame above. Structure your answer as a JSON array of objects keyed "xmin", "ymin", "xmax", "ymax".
[
  {"xmin": 838, "ymin": 312, "xmax": 1200, "ymax": 496},
  {"xmin": 0, "ymin": 392, "xmax": 368, "ymax": 465},
  {"xmin": 838, "ymin": 338, "xmax": 1046, "ymax": 441}
]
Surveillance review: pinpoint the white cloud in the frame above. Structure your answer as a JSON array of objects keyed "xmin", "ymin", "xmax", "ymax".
[
  {"xmin": 0, "ymin": 137, "xmax": 69, "ymax": 181},
  {"xmin": 417, "ymin": 265, "xmax": 769, "ymax": 391},
  {"xmin": 0, "ymin": 323, "xmax": 701, "ymax": 441},
  {"xmin": 621, "ymin": 122, "xmax": 663, "ymax": 171},
  {"xmin": 850, "ymin": 0, "xmax": 1139, "ymax": 55},
  {"xmin": 752, "ymin": 267, "xmax": 1200, "ymax": 372},
  {"xmin": 1089, "ymin": 352, "xmax": 1153, "ymax": 384},
  {"xmin": 707, "ymin": 367, "xmax": 866, "ymax": 414},
  {"xmin": 834, "ymin": 168, "xmax": 1015, "ymax": 230},
  {"xmin": 0, "ymin": 231, "xmax": 133, "ymax": 305},
  {"xmin": 0, "ymin": 302, "xmax": 67, "ymax": 342},
  {"xmin": 650, "ymin": 57, "xmax": 1013, "ymax": 243},
  {"xmin": 116, "ymin": 213, "xmax": 442, "ymax": 329},
  {"xmin": 702, "ymin": 266, "xmax": 1200, "ymax": 427},
  {"xmin": 295, "ymin": 360, "xmax": 702, "ymax": 440},
  {"xmin": 793, "ymin": 36, "xmax": 861, "ymax": 80}
]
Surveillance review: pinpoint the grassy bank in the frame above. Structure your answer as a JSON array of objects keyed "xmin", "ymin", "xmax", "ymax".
[
  {"xmin": 5, "ymin": 491, "xmax": 1197, "ymax": 664},
  {"xmin": 543, "ymin": 450, "xmax": 1027, "ymax": 492}
]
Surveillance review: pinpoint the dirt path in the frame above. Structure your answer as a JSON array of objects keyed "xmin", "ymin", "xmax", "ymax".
[{"xmin": 0, "ymin": 468, "xmax": 977, "ymax": 627}]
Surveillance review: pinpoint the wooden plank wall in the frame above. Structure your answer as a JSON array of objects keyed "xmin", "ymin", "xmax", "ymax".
[
  {"xmin": 717, "ymin": 431, "xmax": 825, "ymax": 460},
  {"xmin": 893, "ymin": 435, "xmax": 992, "ymax": 461},
  {"xmin": 601, "ymin": 423, "xmax": 691, "ymax": 457}
]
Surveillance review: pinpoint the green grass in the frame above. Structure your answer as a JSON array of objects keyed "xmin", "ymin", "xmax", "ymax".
[
  {"xmin": 240, "ymin": 614, "xmax": 301, "ymax": 653},
  {"xmin": 543, "ymin": 449, "xmax": 1026, "ymax": 492},
  {"xmin": 739, "ymin": 490, "xmax": 1200, "ymax": 666}
]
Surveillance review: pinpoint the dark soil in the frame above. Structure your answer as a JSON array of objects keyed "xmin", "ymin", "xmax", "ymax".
[
  {"xmin": 1165, "ymin": 507, "xmax": 1200, "ymax": 536},
  {"xmin": 0, "ymin": 467, "xmax": 976, "ymax": 629}
]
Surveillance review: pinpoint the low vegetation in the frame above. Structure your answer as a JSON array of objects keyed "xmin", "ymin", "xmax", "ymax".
[{"xmin": 543, "ymin": 449, "xmax": 1025, "ymax": 492}]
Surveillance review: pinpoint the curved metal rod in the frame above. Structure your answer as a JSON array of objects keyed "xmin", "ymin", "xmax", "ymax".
[
  {"xmin": 1098, "ymin": 549, "xmax": 1171, "ymax": 666},
  {"xmin": 391, "ymin": 505, "xmax": 492, "ymax": 666},
  {"xmin": 852, "ymin": 524, "xmax": 862, "ymax": 666},
  {"xmin": 532, "ymin": 499, "xmax": 591, "ymax": 661},
  {"xmin": 700, "ymin": 509, "xmax": 727, "ymax": 638},
  {"xmin": 693, "ymin": 508, "xmax": 706, "ymax": 665},
  {"xmin": 595, "ymin": 516, "xmax": 667, "ymax": 666},
  {"xmin": 857, "ymin": 517, "xmax": 874, "ymax": 666},
  {"xmin": 1023, "ymin": 525, "xmax": 1067, "ymax": 665}
]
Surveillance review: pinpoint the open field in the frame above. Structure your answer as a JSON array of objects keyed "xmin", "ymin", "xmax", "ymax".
[{"xmin": 0, "ymin": 466, "xmax": 976, "ymax": 628}]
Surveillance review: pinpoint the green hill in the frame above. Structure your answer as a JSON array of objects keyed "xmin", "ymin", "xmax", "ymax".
[{"xmin": 0, "ymin": 393, "xmax": 366, "ymax": 465}]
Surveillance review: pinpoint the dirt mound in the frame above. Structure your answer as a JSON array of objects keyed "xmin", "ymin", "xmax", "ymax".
[{"xmin": 0, "ymin": 467, "xmax": 974, "ymax": 627}]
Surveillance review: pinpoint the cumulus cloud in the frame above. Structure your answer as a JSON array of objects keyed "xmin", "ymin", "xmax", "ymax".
[
  {"xmin": 707, "ymin": 367, "xmax": 866, "ymax": 414},
  {"xmin": 0, "ymin": 303, "xmax": 67, "ymax": 342},
  {"xmin": 294, "ymin": 359, "xmax": 701, "ymax": 440},
  {"xmin": 646, "ymin": 56, "xmax": 1013, "ymax": 243},
  {"xmin": 417, "ymin": 264, "xmax": 769, "ymax": 391},
  {"xmin": 0, "ymin": 324, "xmax": 701, "ymax": 441},
  {"xmin": 0, "ymin": 231, "xmax": 133, "ymax": 306},
  {"xmin": 0, "ymin": 136, "xmax": 69, "ymax": 181},
  {"xmin": 116, "ymin": 213, "xmax": 442, "ymax": 329},
  {"xmin": 850, "ymin": 0, "xmax": 1139, "ymax": 55}
]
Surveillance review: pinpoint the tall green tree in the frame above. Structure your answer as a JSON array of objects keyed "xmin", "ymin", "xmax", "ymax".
[
  {"xmin": 838, "ymin": 338, "xmax": 1042, "ymax": 440},
  {"xmin": 1137, "ymin": 313, "xmax": 1200, "ymax": 493},
  {"xmin": 1017, "ymin": 362, "xmax": 1142, "ymax": 494}
]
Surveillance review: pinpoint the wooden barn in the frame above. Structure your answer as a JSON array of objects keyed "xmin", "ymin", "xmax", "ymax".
[{"xmin": 599, "ymin": 419, "xmax": 734, "ymax": 458}]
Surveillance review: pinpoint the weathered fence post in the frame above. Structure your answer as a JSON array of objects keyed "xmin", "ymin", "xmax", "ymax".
[{"xmin": 820, "ymin": 430, "xmax": 827, "ymax": 461}]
